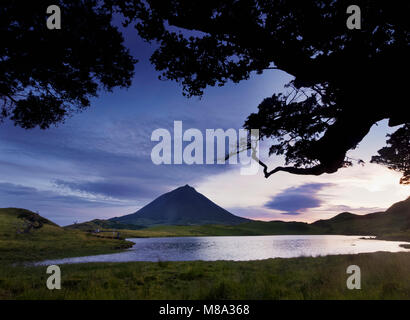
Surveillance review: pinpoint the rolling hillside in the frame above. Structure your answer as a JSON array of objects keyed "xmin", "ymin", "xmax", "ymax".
[
  {"xmin": 0, "ymin": 208, "xmax": 132, "ymax": 263},
  {"xmin": 312, "ymin": 197, "xmax": 410, "ymax": 236}
]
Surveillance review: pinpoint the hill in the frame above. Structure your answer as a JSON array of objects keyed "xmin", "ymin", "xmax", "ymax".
[
  {"xmin": 312, "ymin": 197, "xmax": 410, "ymax": 236},
  {"xmin": 109, "ymin": 185, "xmax": 250, "ymax": 226},
  {"xmin": 0, "ymin": 208, "xmax": 132, "ymax": 263}
]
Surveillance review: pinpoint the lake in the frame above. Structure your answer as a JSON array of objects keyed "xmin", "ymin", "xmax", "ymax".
[{"xmin": 35, "ymin": 235, "xmax": 410, "ymax": 265}]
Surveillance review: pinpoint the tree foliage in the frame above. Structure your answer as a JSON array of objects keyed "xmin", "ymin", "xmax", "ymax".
[
  {"xmin": 110, "ymin": 0, "xmax": 409, "ymax": 182},
  {"xmin": 371, "ymin": 125, "xmax": 410, "ymax": 184},
  {"xmin": 0, "ymin": 0, "xmax": 136, "ymax": 129},
  {"xmin": 2, "ymin": 1, "xmax": 409, "ymax": 183}
]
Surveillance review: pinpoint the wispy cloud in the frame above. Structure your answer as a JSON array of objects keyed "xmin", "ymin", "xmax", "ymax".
[
  {"xmin": 264, "ymin": 183, "xmax": 334, "ymax": 215},
  {"xmin": 53, "ymin": 178, "xmax": 156, "ymax": 200},
  {"xmin": 0, "ymin": 182, "xmax": 123, "ymax": 208}
]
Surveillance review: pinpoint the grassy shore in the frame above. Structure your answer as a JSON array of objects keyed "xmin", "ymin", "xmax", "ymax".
[
  {"xmin": 377, "ymin": 230, "xmax": 410, "ymax": 242},
  {"xmin": 1, "ymin": 252, "xmax": 410, "ymax": 299}
]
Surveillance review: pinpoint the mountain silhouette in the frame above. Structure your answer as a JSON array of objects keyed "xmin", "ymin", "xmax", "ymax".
[
  {"xmin": 110, "ymin": 185, "xmax": 250, "ymax": 226},
  {"xmin": 64, "ymin": 195, "xmax": 410, "ymax": 237}
]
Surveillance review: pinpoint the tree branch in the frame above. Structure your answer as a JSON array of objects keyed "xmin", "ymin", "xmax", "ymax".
[
  {"xmin": 247, "ymin": 143, "xmax": 327, "ymax": 178},
  {"xmin": 255, "ymin": 157, "xmax": 326, "ymax": 178}
]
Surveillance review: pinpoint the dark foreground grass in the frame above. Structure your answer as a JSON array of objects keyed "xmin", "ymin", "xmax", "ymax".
[{"xmin": 1, "ymin": 252, "xmax": 410, "ymax": 299}]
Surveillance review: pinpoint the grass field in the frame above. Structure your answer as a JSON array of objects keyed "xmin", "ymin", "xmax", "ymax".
[
  {"xmin": 377, "ymin": 230, "xmax": 410, "ymax": 242},
  {"xmin": 1, "ymin": 208, "xmax": 410, "ymax": 300},
  {"xmin": 90, "ymin": 221, "xmax": 326, "ymax": 239},
  {"xmin": 1, "ymin": 252, "xmax": 410, "ymax": 299}
]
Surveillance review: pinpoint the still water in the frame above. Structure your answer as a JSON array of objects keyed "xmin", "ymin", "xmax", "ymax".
[{"xmin": 35, "ymin": 235, "xmax": 410, "ymax": 265}]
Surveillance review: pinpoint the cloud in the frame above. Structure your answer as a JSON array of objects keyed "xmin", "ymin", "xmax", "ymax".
[
  {"xmin": 0, "ymin": 182, "xmax": 144, "ymax": 225},
  {"xmin": 264, "ymin": 183, "xmax": 334, "ymax": 215},
  {"xmin": 0, "ymin": 116, "xmax": 239, "ymax": 224},
  {"xmin": 0, "ymin": 118, "xmax": 232, "ymax": 201},
  {"xmin": 0, "ymin": 182, "xmax": 120, "ymax": 208},
  {"xmin": 53, "ymin": 178, "xmax": 156, "ymax": 200}
]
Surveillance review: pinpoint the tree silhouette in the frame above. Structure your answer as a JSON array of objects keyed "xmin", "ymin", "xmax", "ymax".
[
  {"xmin": 112, "ymin": 0, "xmax": 409, "ymax": 182},
  {"xmin": 1, "ymin": 0, "xmax": 136, "ymax": 129},
  {"xmin": 371, "ymin": 124, "xmax": 410, "ymax": 185}
]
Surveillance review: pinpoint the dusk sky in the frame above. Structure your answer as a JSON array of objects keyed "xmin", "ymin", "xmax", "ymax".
[{"xmin": 0, "ymin": 23, "xmax": 408, "ymax": 226}]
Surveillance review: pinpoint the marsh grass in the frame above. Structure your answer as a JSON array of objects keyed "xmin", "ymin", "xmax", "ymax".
[{"xmin": 1, "ymin": 252, "xmax": 410, "ymax": 300}]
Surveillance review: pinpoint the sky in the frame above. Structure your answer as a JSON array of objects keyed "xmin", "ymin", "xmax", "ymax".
[{"xmin": 0, "ymin": 24, "xmax": 408, "ymax": 226}]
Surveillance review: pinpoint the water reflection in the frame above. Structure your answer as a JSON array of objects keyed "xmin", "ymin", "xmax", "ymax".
[{"xmin": 36, "ymin": 235, "xmax": 410, "ymax": 265}]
